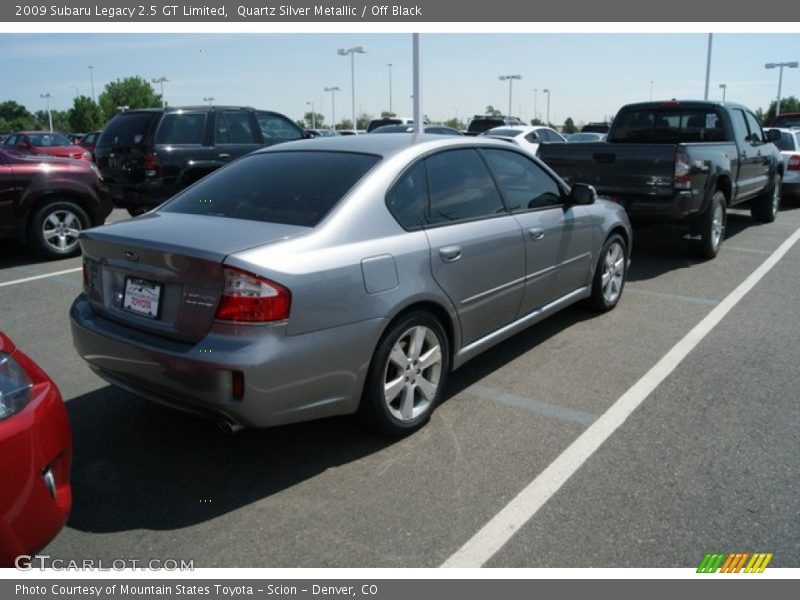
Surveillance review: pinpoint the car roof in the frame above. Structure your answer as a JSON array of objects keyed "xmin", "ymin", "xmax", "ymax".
[{"xmin": 253, "ymin": 132, "xmax": 524, "ymax": 160}]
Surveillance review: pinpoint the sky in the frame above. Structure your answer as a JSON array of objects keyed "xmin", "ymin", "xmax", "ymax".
[{"xmin": 2, "ymin": 32, "xmax": 799, "ymax": 127}]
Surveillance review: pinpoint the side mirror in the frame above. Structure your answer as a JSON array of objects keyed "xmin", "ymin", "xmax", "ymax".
[
  {"xmin": 766, "ymin": 129, "xmax": 781, "ymax": 143},
  {"xmin": 568, "ymin": 183, "xmax": 597, "ymax": 205}
]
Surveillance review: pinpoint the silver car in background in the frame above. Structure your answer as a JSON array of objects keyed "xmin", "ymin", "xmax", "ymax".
[
  {"xmin": 765, "ymin": 127, "xmax": 800, "ymax": 199},
  {"xmin": 70, "ymin": 135, "xmax": 631, "ymax": 435}
]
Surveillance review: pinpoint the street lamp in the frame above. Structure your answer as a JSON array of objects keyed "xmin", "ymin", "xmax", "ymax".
[
  {"xmin": 306, "ymin": 101, "xmax": 316, "ymax": 129},
  {"xmin": 719, "ymin": 83, "xmax": 727, "ymax": 102},
  {"xmin": 203, "ymin": 97, "xmax": 215, "ymax": 105},
  {"xmin": 499, "ymin": 74, "xmax": 522, "ymax": 118},
  {"xmin": 152, "ymin": 76, "xmax": 169, "ymax": 108},
  {"xmin": 337, "ymin": 46, "xmax": 366, "ymax": 133},
  {"xmin": 387, "ymin": 63, "xmax": 393, "ymax": 114},
  {"xmin": 765, "ymin": 61, "xmax": 799, "ymax": 116},
  {"xmin": 324, "ymin": 86, "xmax": 340, "ymax": 131},
  {"xmin": 40, "ymin": 93, "xmax": 54, "ymax": 132},
  {"xmin": 88, "ymin": 65, "xmax": 95, "ymax": 102},
  {"xmin": 542, "ymin": 88, "xmax": 551, "ymax": 126},
  {"xmin": 533, "ymin": 88, "xmax": 538, "ymax": 123}
]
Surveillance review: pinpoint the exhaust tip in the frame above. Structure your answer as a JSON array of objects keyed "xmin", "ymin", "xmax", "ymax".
[{"xmin": 216, "ymin": 418, "xmax": 245, "ymax": 434}]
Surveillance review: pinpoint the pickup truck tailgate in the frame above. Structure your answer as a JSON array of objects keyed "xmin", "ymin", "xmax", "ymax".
[{"xmin": 539, "ymin": 142, "xmax": 678, "ymax": 197}]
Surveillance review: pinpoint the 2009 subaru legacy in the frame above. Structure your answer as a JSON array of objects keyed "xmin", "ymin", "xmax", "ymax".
[{"xmin": 70, "ymin": 134, "xmax": 631, "ymax": 435}]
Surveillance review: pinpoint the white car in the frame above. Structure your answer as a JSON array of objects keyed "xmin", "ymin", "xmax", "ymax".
[
  {"xmin": 765, "ymin": 127, "xmax": 800, "ymax": 199},
  {"xmin": 480, "ymin": 125, "xmax": 567, "ymax": 156}
]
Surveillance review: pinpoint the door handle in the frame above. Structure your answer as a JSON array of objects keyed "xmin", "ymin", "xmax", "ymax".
[
  {"xmin": 439, "ymin": 246, "xmax": 462, "ymax": 262},
  {"xmin": 528, "ymin": 227, "xmax": 545, "ymax": 240},
  {"xmin": 219, "ymin": 153, "xmax": 231, "ymax": 159}
]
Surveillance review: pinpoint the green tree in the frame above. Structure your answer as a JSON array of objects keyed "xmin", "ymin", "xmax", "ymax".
[
  {"xmin": 381, "ymin": 110, "xmax": 397, "ymax": 118},
  {"xmin": 302, "ymin": 111, "xmax": 325, "ymax": 128},
  {"xmin": 68, "ymin": 96, "xmax": 105, "ymax": 132},
  {"xmin": 33, "ymin": 110, "xmax": 70, "ymax": 132},
  {"xmin": 443, "ymin": 117, "xmax": 463, "ymax": 130},
  {"xmin": 337, "ymin": 118, "xmax": 354, "ymax": 131},
  {"xmin": 563, "ymin": 117, "xmax": 577, "ymax": 134},
  {"xmin": 485, "ymin": 105, "xmax": 502, "ymax": 117},
  {"xmin": 758, "ymin": 96, "xmax": 800, "ymax": 125},
  {"xmin": 98, "ymin": 76, "xmax": 162, "ymax": 121},
  {"xmin": 356, "ymin": 113, "xmax": 372, "ymax": 130},
  {"xmin": 530, "ymin": 117, "xmax": 545, "ymax": 126},
  {"xmin": 0, "ymin": 100, "xmax": 35, "ymax": 131}
]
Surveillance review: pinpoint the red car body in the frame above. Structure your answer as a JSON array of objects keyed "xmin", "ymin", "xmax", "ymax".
[
  {"xmin": 2, "ymin": 131, "xmax": 92, "ymax": 162},
  {"xmin": 0, "ymin": 332, "xmax": 72, "ymax": 567}
]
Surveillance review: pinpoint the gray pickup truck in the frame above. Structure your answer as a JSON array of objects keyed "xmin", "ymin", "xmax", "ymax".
[{"xmin": 538, "ymin": 100, "xmax": 784, "ymax": 258}]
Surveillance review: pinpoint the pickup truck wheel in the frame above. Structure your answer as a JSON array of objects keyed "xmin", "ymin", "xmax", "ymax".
[
  {"xmin": 751, "ymin": 174, "xmax": 782, "ymax": 223},
  {"xmin": 358, "ymin": 311, "xmax": 450, "ymax": 436},
  {"xmin": 690, "ymin": 191, "xmax": 726, "ymax": 260},
  {"xmin": 590, "ymin": 234, "xmax": 627, "ymax": 312},
  {"xmin": 29, "ymin": 200, "xmax": 90, "ymax": 259}
]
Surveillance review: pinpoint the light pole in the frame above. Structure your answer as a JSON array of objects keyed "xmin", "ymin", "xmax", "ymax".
[
  {"xmin": 324, "ymin": 86, "xmax": 340, "ymax": 131},
  {"xmin": 337, "ymin": 46, "xmax": 366, "ymax": 133},
  {"xmin": 765, "ymin": 61, "xmax": 799, "ymax": 116},
  {"xmin": 387, "ymin": 63, "xmax": 393, "ymax": 114},
  {"xmin": 499, "ymin": 74, "xmax": 522, "ymax": 118},
  {"xmin": 306, "ymin": 101, "xmax": 316, "ymax": 129},
  {"xmin": 88, "ymin": 65, "xmax": 95, "ymax": 102},
  {"xmin": 719, "ymin": 83, "xmax": 727, "ymax": 102},
  {"xmin": 203, "ymin": 97, "xmax": 215, "ymax": 105},
  {"xmin": 704, "ymin": 33, "xmax": 713, "ymax": 100},
  {"xmin": 543, "ymin": 88, "xmax": 551, "ymax": 126},
  {"xmin": 40, "ymin": 93, "xmax": 54, "ymax": 132},
  {"xmin": 533, "ymin": 88, "xmax": 538, "ymax": 123},
  {"xmin": 152, "ymin": 76, "xmax": 169, "ymax": 108}
]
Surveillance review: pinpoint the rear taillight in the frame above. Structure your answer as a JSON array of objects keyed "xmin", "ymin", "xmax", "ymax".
[
  {"xmin": 143, "ymin": 152, "xmax": 161, "ymax": 177},
  {"xmin": 215, "ymin": 267, "xmax": 291, "ymax": 322},
  {"xmin": 788, "ymin": 155, "xmax": 800, "ymax": 171},
  {"xmin": 674, "ymin": 150, "xmax": 692, "ymax": 189}
]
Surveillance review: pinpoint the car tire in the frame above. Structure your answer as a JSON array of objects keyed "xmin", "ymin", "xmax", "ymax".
[
  {"xmin": 29, "ymin": 200, "xmax": 90, "ymax": 259},
  {"xmin": 689, "ymin": 190, "xmax": 726, "ymax": 260},
  {"xmin": 751, "ymin": 174, "xmax": 782, "ymax": 223},
  {"xmin": 589, "ymin": 233, "xmax": 627, "ymax": 312},
  {"xmin": 358, "ymin": 311, "xmax": 450, "ymax": 436}
]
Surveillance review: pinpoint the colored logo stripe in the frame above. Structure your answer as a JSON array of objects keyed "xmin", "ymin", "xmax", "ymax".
[{"xmin": 697, "ymin": 552, "xmax": 773, "ymax": 573}]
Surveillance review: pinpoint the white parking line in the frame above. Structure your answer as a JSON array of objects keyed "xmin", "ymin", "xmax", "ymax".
[
  {"xmin": 441, "ymin": 226, "xmax": 800, "ymax": 568},
  {"xmin": 0, "ymin": 267, "xmax": 82, "ymax": 288}
]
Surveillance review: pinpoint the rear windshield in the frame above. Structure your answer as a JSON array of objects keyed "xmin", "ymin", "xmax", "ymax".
[
  {"xmin": 773, "ymin": 115, "xmax": 800, "ymax": 128},
  {"xmin": 611, "ymin": 108, "xmax": 727, "ymax": 143},
  {"xmin": 27, "ymin": 133, "xmax": 72, "ymax": 146},
  {"xmin": 162, "ymin": 151, "xmax": 381, "ymax": 227},
  {"xmin": 770, "ymin": 130, "xmax": 798, "ymax": 152},
  {"xmin": 97, "ymin": 112, "xmax": 160, "ymax": 148},
  {"xmin": 468, "ymin": 119, "xmax": 504, "ymax": 133}
]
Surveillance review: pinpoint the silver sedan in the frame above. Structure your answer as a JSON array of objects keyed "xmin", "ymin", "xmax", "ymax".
[{"xmin": 70, "ymin": 134, "xmax": 631, "ymax": 435}]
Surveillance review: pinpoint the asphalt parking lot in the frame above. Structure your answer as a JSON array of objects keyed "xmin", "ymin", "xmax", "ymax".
[{"xmin": 2, "ymin": 205, "xmax": 799, "ymax": 568}]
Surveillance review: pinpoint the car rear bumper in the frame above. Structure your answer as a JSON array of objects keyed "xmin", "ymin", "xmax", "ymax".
[
  {"xmin": 70, "ymin": 295, "xmax": 386, "ymax": 429},
  {"xmin": 598, "ymin": 189, "xmax": 702, "ymax": 222},
  {"xmin": 0, "ymin": 374, "xmax": 72, "ymax": 567}
]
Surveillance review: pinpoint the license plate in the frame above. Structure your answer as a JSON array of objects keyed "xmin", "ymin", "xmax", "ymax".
[{"xmin": 122, "ymin": 277, "xmax": 161, "ymax": 319}]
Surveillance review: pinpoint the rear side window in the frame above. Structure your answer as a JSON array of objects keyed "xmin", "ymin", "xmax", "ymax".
[
  {"xmin": 215, "ymin": 111, "xmax": 257, "ymax": 144},
  {"xmin": 98, "ymin": 112, "xmax": 159, "ymax": 148},
  {"xmin": 386, "ymin": 162, "xmax": 428, "ymax": 230},
  {"xmin": 425, "ymin": 149, "xmax": 505, "ymax": 224},
  {"xmin": 162, "ymin": 151, "xmax": 380, "ymax": 227},
  {"xmin": 770, "ymin": 130, "xmax": 796, "ymax": 152},
  {"xmin": 612, "ymin": 108, "xmax": 726, "ymax": 142},
  {"xmin": 482, "ymin": 149, "xmax": 562, "ymax": 211},
  {"xmin": 155, "ymin": 112, "xmax": 207, "ymax": 145}
]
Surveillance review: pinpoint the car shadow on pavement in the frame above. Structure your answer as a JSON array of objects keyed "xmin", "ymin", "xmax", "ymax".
[
  {"xmin": 0, "ymin": 240, "xmax": 60, "ymax": 269},
  {"xmin": 627, "ymin": 210, "xmax": 755, "ymax": 282},
  {"xmin": 64, "ymin": 388, "xmax": 397, "ymax": 533}
]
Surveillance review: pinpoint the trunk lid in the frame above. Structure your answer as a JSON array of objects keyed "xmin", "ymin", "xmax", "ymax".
[{"xmin": 80, "ymin": 212, "xmax": 308, "ymax": 343}]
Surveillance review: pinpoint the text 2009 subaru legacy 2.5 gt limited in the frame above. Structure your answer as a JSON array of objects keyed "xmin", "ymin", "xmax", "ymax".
[{"xmin": 70, "ymin": 134, "xmax": 631, "ymax": 435}]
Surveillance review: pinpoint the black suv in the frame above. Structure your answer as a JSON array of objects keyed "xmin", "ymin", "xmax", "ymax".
[
  {"xmin": 94, "ymin": 106, "xmax": 307, "ymax": 214},
  {"xmin": 465, "ymin": 115, "xmax": 524, "ymax": 136}
]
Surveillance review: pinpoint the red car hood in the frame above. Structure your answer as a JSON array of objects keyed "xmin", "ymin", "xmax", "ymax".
[{"xmin": 32, "ymin": 146, "xmax": 89, "ymax": 160}]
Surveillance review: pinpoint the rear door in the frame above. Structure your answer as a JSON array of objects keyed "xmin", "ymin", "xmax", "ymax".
[
  {"xmin": 0, "ymin": 153, "xmax": 20, "ymax": 237},
  {"xmin": 153, "ymin": 110, "xmax": 214, "ymax": 191},
  {"xmin": 421, "ymin": 148, "xmax": 525, "ymax": 345},
  {"xmin": 213, "ymin": 109, "xmax": 262, "ymax": 164}
]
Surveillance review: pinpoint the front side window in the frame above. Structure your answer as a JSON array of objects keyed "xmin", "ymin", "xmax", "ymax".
[
  {"xmin": 162, "ymin": 151, "xmax": 380, "ymax": 227},
  {"xmin": 425, "ymin": 149, "xmax": 505, "ymax": 225},
  {"xmin": 256, "ymin": 113, "xmax": 304, "ymax": 143},
  {"xmin": 744, "ymin": 112, "xmax": 765, "ymax": 143},
  {"xmin": 482, "ymin": 149, "xmax": 562, "ymax": 212}
]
